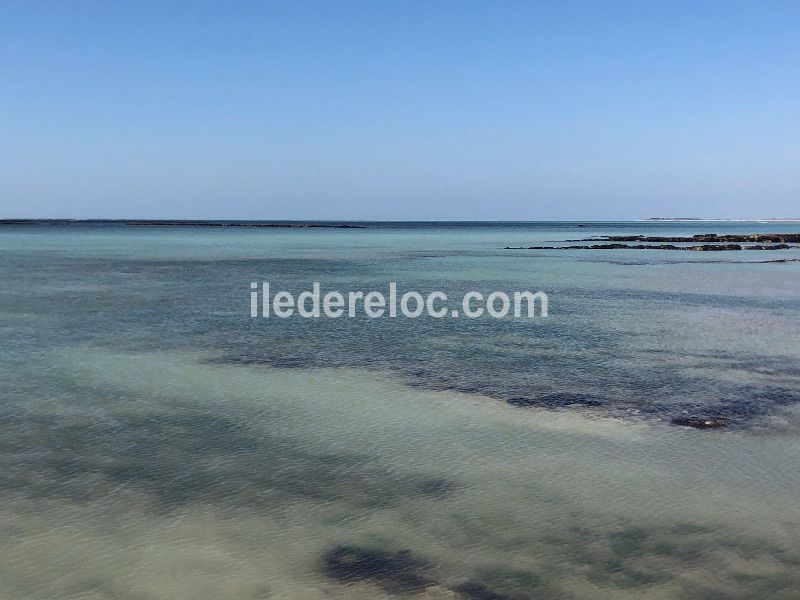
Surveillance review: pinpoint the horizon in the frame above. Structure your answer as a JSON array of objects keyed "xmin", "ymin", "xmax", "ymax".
[
  {"xmin": 4, "ymin": 217, "xmax": 800, "ymax": 224},
  {"xmin": 2, "ymin": 2, "xmax": 799, "ymax": 219}
]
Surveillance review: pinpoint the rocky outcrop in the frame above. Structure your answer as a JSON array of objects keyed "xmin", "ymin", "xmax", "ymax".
[
  {"xmin": 505, "ymin": 244, "xmax": 791, "ymax": 251},
  {"xmin": 583, "ymin": 233, "xmax": 800, "ymax": 243}
]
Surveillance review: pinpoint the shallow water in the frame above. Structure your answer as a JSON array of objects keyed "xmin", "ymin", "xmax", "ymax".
[{"xmin": 1, "ymin": 222, "xmax": 799, "ymax": 599}]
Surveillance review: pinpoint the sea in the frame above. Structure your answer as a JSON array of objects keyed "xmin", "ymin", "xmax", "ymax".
[{"xmin": 1, "ymin": 221, "xmax": 799, "ymax": 599}]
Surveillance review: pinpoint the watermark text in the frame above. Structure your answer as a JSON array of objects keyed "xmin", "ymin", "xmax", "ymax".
[{"xmin": 250, "ymin": 282, "xmax": 548, "ymax": 319}]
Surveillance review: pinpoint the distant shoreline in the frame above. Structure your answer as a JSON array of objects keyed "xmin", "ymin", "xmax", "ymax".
[
  {"xmin": 645, "ymin": 218, "xmax": 800, "ymax": 222},
  {"xmin": 3, "ymin": 218, "xmax": 800, "ymax": 227},
  {"xmin": 0, "ymin": 219, "xmax": 365, "ymax": 229}
]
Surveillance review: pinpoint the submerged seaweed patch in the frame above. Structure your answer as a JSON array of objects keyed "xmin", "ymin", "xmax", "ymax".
[
  {"xmin": 317, "ymin": 519, "xmax": 800, "ymax": 600},
  {"xmin": 322, "ymin": 545, "xmax": 434, "ymax": 593},
  {"xmin": 462, "ymin": 566, "xmax": 552, "ymax": 599},
  {"xmin": 0, "ymin": 409, "xmax": 458, "ymax": 510},
  {"xmin": 321, "ymin": 546, "xmax": 541, "ymax": 599},
  {"xmin": 451, "ymin": 579, "xmax": 529, "ymax": 600}
]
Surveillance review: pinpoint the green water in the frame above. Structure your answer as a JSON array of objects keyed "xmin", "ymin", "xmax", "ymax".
[{"xmin": 1, "ymin": 222, "xmax": 799, "ymax": 599}]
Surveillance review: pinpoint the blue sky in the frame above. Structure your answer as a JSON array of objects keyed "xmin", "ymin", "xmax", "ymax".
[{"xmin": 1, "ymin": 1, "xmax": 798, "ymax": 220}]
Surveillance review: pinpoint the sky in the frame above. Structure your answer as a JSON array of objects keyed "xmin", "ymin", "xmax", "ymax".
[{"xmin": 1, "ymin": 1, "xmax": 798, "ymax": 220}]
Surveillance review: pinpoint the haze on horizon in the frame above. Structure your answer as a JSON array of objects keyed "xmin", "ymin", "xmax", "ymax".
[{"xmin": 1, "ymin": 1, "xmax": 798, "ymax": 221}]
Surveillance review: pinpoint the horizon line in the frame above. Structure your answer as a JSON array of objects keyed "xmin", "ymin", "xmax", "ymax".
[{"xmin": 3, "ymin": 218, "xmax": 800, "ymax": 224}]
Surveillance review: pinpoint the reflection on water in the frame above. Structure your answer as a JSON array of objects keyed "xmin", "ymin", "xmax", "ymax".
[{"xmin": 1, "ymin": 223, "xmax": 800, "ymax": 599}]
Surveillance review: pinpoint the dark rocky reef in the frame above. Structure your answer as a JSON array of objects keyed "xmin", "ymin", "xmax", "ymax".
[
  {"xmin": 503, "ymin": 390, "xmax": 792, "ymax": 430},
  {"xmin": 506, "ymin": 243, "xmax": 792, "ymax": 251},
  {"xmin": 588, "ymin": 233, "xmax": 800, "ymax": 243},
  {"xmin": 322, "ymin": 545, "xmax": 434, "ymax": 592},
  {"xmin": 506, "ymin": 232, "xmax": 800, "ymax": 251},
  {"xmin": 507, "ymin": 393, "xmax": 605, "ymax": 408},
  {"xmin": 671, "ymin": 417, "xmax": 728, "ymax": 429}
]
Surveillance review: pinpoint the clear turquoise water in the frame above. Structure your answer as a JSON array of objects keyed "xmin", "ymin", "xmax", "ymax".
[{"xmin": 1, "ymin": 222, "xmax": 799, "ymax": 599}]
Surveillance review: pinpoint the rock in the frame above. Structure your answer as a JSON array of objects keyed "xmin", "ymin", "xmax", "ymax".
[
  {"xmin": 686, "ymin": 244, "xmax": 742, "ymax": 251},
  {"xmin": 504, "ymin": 242, "xmax": 794, "ymax": 251},
  {"xmin": 587, "ymin": 233, "xmax": 800, "ymax": 243},
  {"xmin": 671, "ymin": 417, "xmax": 728, "ymax": 429},
  {"xmin": 322, "ymin": 545, "xmax": 434, "ymax": 592},
  {"xmin": 452, "ymin": 580, "xmax": 528, "ymax": 600},
  {"xmin": 745, "ymin": 244, "xmax": 791, "ymax": 250}
]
